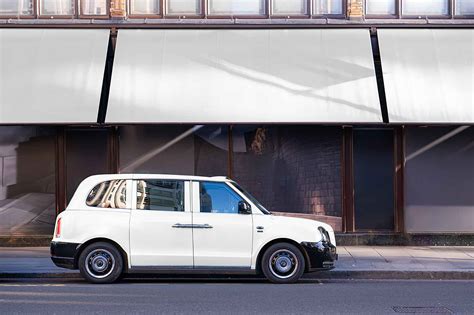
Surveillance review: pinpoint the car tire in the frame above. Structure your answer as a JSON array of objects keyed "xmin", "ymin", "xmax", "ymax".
[
  {"xmin": 78, "ymin": 242, "xmax": 123, "ymax": 284},
  {"xmin": 261, "ymin": 242, "xmax": 305, "ymax": 284}
]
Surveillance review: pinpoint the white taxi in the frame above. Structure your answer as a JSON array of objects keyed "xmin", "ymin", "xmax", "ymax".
[{"xmin": 51, "ymin": 174, "xmax": 337, "ymax": 284}]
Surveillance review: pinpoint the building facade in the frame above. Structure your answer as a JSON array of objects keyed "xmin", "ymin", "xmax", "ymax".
[{"xmin": 0, "ymin": 0, "xmax": 473, "ymax": 244}]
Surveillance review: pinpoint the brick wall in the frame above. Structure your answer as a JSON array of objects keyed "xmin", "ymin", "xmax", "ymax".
[
  {"xmin": 110, "ymin": 0, "xmax": 126, "ymax": 18},
  {"xmin": 348, "ymin": 0, "xmax": 364, "ymax": 19},
  {"xmin": 232, "ymin": 126, "xmax": 342, "ymax": 218}
]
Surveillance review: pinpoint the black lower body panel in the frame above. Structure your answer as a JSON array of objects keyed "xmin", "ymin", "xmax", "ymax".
[
  {"xmin": 50, "ymin": 241, "xmax": 80, "ymax": 270},
  {"xmin": 301, "ymin": 241, "xmax": 338, "ymax": 272}
]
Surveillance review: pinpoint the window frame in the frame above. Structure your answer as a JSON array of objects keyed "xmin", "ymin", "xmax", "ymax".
[
  {"xmin": 192, "ymin": 180, "xmax": 257, "ymax": 215},
  {"xmin": 311, "ymin": 0, "xmax": 347, "ymax": 19},
  {"xmin": 38, "ymin": 0, "xmax": 77, "ymax": 18},
  {"xmin": 453, "ymin": 0, "xmax": 474, "ymax": 18},
  {"xmin": 0, "ymin": 0, "xmax": 36, "ymax": 19},
  {"xmin": 206, "ymin": 0, "xmax": 269, "ymax": 19},
  {"xmin": 364, "ymin": 0, "xmax": 399, "ymax": 18},
  {"xmin": 400, "ymin": 0, "xmax": 452, "ymax": 19},
  {"xmin": 269, "ymin": 0, "xmax": 311, "ymax": 19},
  {"xmin": 127, "ymin": 0, "xmax": 163, "ymax": 19},
  {"xmin": 85, "ymin": 179, "xmax": 133, "ymax": 211},
  {"xmin": 164, "ymin": 0, "xmax": 205, "ymax": 18},
  {"xmin": 79, "ymin": 0, "xmax": 110, "ymax": 19},
  {"xmin": 133, "ymin": 178, "xmax": 189, "ymax": 212}
]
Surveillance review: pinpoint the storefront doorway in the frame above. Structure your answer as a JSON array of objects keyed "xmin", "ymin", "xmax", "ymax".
[{"xmin": 353, "ymin": 128, "xmax": 395, "ymax": 231}]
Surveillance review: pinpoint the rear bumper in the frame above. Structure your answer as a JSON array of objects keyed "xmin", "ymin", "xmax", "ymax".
[
  {"xmin": 50, "ymin": 241, "xmax": 80, "ymax": 270},
  {"xmin": 300, "ymin": 241, "xmax": 338, "ymax": 272}
]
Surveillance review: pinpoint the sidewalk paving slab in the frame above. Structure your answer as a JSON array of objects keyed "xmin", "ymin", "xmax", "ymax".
[{"xmin": 0, "ymin": 246, "xmax": 473, "ymax": 280}]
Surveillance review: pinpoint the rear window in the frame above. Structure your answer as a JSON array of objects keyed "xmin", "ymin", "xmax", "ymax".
[{"xmin": 86, "ymin": 180, "xmax": 128, "ymax": 209}]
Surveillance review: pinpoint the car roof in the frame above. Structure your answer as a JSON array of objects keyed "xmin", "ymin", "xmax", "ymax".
[{"xmin": 84, "ymin": 174, "xmax": 231, "ymax": 182}]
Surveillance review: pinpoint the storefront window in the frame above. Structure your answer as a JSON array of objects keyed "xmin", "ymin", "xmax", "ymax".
[
  {"xmin": 0, "ymin": 0, "xmax": 33, "ymax": 16},
  {"xmin": 405, "ymin": 126, "xmax": 474, "ymax": 233},
  {"xmin": 81, "ymin": 0, "xmax": 108, "ymax": 16},
  {"xmin": 165, "ymin": 0, "xmax": 201, "ymax": 15},
  {"xmin": 455, "ymin": 0, "xmax": 474, "ymax": 16},
  {"xmin": 119, "ymin": 125, "xmax": 228, "ymax": 176},
  {"xmin": 129, "ymin": 0, "xmax": 161, "ymax": 15},
  {"xmin": 231, "ymin": 126, "xmax": 342, "ymax": 231},
  {"xmin": 208, "ymin": 0, "xmax": 265, "ymax": 16},
  {"xmin": 0, "ymin": 127, "xmax": 56, "ymax": 236},
  {"xmin": 271, "ymin": 0, "xmax": 308, "ymax": 16},
  {"xmin": 366, "ymin": 0, "xmax": 396, "ymax": 15},
  {"xmin": 402, "ymin": 0, "xmax": 448, "ymax": 16},
  {"xmin": 313, "ymin": 0, "xmax": 343, "ymax": 15},
  {"xmin": 39, "ymin": 0, "xmax": 75, "ymax": 16}
]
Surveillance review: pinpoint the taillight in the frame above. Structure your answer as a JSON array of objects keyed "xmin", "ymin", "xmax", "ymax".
[{"xmin": 55, "ymin": 217, "xmax": 61, "ymax": 238}]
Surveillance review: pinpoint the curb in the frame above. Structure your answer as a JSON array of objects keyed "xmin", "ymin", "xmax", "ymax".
[{"xmin": 0, "ymin": 271, "xmax": 473, "ymax": 281}]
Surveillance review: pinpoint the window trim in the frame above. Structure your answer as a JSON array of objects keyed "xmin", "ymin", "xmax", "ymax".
[
  {"xmin": 79, "ymin": 0, "xmax": 110, "ymax": 19},
  {"xmin": 127, "ymin": 0, "xmax": 163, "ymax": 19},
  {"xmin": 0, "ymin": 0, "xmax": 36, "ymax": 19},
  {"xmin": 38, "ymin": 0, "xmax": 77, "ymax": 19},
  {"xmin": 163, "ymin": 0, "xmax": 205, "ymax": 19},
  {"xmin": 269, "ymin": 0, "xmax": 311, "ymax": 19}
]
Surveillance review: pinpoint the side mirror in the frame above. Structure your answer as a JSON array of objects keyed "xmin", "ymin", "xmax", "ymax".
[{"xmin": 238, "ymin": 201, "xmax": 252, "ymax": 215}]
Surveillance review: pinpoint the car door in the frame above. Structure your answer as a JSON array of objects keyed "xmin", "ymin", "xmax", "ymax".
[
  {"xmin": 129, "ymin": 178, "xmax": 193, "ymax": 267},
  {"xmin": 191, "ymin": 181, "xmax": 253, "ymax": 268}
]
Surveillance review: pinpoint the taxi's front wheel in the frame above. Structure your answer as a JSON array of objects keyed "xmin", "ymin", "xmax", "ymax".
[
  {"xmin": 78, "ymin": 242, "xmax": 123, "ymax": 284},
  {"xmin": 261, "ymin": 242, "xmax": 305, "ymax": 284}
]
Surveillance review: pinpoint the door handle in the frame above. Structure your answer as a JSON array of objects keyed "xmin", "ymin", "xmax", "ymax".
[
  {"xmin": 172, "ymin": 223, "xmax": 193, "ymax": 229},
  {"xmin": 193, "ymin": 224, "xmax": 213, "ymax": 229}
]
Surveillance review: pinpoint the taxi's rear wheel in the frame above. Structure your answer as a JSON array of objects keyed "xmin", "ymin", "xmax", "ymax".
[
  {"xmin": 78, "ymin": 242, "xmax": 123, "ymax": 284},
  {"xmin": 261, "ymin": 242, "xmax": 305, "ymax": 284}
]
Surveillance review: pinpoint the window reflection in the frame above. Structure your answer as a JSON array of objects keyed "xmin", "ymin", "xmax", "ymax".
[
  {"xmin": 402, "ymin": 0, "xmax": 448, "ymax": 16},
  {"xmin": 272, "ymin": 0, "xmax": 308, "ymax": 16},
  {"xmin": 86, "ymin": 180, "xmax": 128, "ymax": 209},
  {"xmin": 366, "ymin": 0, "xmax": 396, "ymax": 15},
  {"xmin": 208, "ymin": 0, "xmax": 265, "ymax": 15},
  {"xmin": 0, "ymin": 0, "xmax": 33, "ymax": 15},
  {"xmin": 165, "ymin": 0, "xmax": 201, "ymax": 15},
  {"xmin": 200, "ymin": 182, "xmax": 242, "ymax": 214},
  {"xmin": 136, "ymin": 179, "xmax": 184, "ymax": 211},
  {"xmin": 455, "ymin": 0, "xmax": 474, "ymax": 15},
  {"xmin": 81, "ymin": 0, "xmax": 107, "ymax": 15},
  {"xmin": 39, "ymin": 0, "xmax": 75, "ymax": 15},
  {"xmin": 129, "ymin": 0, "xmax": 161, "ymax": 15},
  {"xmin": 313, "ymin": 0, "xmax": 343, "ymax": 15}
]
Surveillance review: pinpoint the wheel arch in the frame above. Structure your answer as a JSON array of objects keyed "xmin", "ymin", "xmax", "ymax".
[
  {"xmin": 74, "ymin": 237, "xmax": 129, "ymax": 272},
  {"xmin": 255, "ymin": 238, "xmax": 310, "ymax": 274}
]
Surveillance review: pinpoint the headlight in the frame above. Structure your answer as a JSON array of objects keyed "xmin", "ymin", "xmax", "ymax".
[{"xmin": 318, "ymin": 227, "xmax": 329, "ymax": 243}]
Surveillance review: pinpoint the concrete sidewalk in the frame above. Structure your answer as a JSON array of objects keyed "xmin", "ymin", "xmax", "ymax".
[{"xmin": 0, "ymin": 246, "xmax": 473, "ymax": 280}]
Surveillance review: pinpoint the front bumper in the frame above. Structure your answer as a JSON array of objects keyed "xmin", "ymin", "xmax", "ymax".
[
  {"xmin": 300, "ymin": 241, "xmax": 338, "ymax": 272},
  {"xmin": 50, "ymin": 241, "xmax": 80, "ymax": 270}
]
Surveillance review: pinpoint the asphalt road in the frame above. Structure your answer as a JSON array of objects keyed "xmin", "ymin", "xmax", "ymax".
[{"xmin": 0, "ymin": 278, "xmax": 472, "ymax": 314}]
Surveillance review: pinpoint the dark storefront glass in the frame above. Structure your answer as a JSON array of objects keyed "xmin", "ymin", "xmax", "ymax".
[
  {"xmin": 0, "ymin": 126, "xmax": 56, "ymax": 236},
  {"xmin": 405, "ymin": 126, "xmax": 474, "ymax": 233},
  {"xmin": 231, "ymin": 125, "xmax": 342, "ymax": 228},
  {"xmin": 65, "ymin": 129, "xmax": 110, "ymax": 203},
  {"xmin": 119, "ymin": 125, "xmax": 228, "ymax": 176},
  {"xmin": 353, "ymin": 128, "xmax": 394, "ymax": 231}
]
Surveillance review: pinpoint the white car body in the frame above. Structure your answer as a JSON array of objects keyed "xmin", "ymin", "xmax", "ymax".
[{"xmin": 51, "ymin": 174, "xmax": 337, "ymax": 283}]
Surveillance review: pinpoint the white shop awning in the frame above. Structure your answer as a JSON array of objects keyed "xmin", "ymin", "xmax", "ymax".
[
  {"xmin": 378, "ymin": 29, "xmax": 474, "ymax": 123},
  {"xmin": 0, "ymin": 29, "xmax": 109, "ymax": 124},
  {"xmin": 107, "ymin": 29, "xmax": 382, "ymax": 123}
]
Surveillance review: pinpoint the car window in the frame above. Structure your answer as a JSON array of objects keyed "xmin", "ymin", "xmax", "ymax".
[
  {"xmin": 86, "ymin": 180, "xmax": 128, "ymax": 209},
  {"xmin": 136, "ymin": 179, "xmax": 184, "ymax": 211},
  {"xmin": 200, "ymin": 182, "xmax": 242, "ymax": 214}
]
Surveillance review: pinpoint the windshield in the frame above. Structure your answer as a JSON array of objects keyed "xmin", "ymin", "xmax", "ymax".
[{"xmin": 230, "ymin": 181, "xmax": 271, "ymax": 215}]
